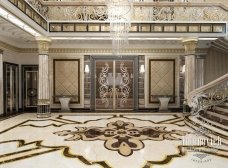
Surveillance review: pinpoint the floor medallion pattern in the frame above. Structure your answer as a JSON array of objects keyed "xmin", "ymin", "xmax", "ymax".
[
  {"xmin": 54, "ymin": 120, "xmax": 189, "ymax": 156},
  {"xmin": 0, "ymin": 113, "xmax": 227, "ymax": 168}
]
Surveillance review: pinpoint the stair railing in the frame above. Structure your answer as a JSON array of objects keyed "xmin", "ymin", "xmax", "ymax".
[{"xmin": 187, "ymin": 73, "xmax": 228, "ymax": 116}]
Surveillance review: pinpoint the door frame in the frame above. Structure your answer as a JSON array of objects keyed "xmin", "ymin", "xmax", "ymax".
[
  {"xmin": 3, "ymin": 62, "xmax": 19, "ymax": 116},
  {"xmin": 21, "ymin": 65, "xmax": 38, "ymax": 112},
  {"xmin": 90, "ymin": 55, "xmax": 139, "ymax": 111}
]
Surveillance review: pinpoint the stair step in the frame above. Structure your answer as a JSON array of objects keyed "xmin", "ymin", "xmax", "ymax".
[
  {"xmin": 207, "ymin": 110, "xmax": 228, "ymax": 119},
  {"xmin": 200, "ymin": 111, "xmax": 228, "ymax": 126},
  {"xmin": 185, "ymin": 116, "xmax": 228, "ymax": 145},
  {"xmin": 198, "ymin": 115, "xmax": 228, "ymax": 131},
  {"xmin": 216, "ymin": 106, "xmax": 228, "ymax": 113},
  {"xmin": 212, "ymin": 109, "xmax": 228, "ymax": 117}
]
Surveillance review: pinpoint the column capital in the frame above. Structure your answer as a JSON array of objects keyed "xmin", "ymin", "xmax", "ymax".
[
  {"xmin": 0, "ymin": 49, "xmax": 3, "ymax": 54},
  {"xmin": 36, "ymin": 36, "xmax": 51, "ymax": 55},
  {"xmin": 182, "ymin": 38, "xmax": 198, "ymax": 55}
]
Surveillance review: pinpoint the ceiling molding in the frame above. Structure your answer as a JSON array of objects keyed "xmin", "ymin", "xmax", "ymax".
[
  {"xmin": 0, "ymin": 40, "xmax": 208, "ymax": 54},
  {"xmin": 0, "ymin": 41, "xmax": 21, "ymax": 53}
]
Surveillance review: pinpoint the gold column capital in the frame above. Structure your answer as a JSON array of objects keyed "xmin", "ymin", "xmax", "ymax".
[
  {"xmin": 36, "ymin": 36, "xmax": 51, "ymax": 55},
  {"xmin": 182, "ymin": 38, "xmax": 198, "ymax": 55}
]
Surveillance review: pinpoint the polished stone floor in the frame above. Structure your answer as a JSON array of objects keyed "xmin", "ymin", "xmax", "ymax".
[{"xmin": 0, "ymin": 113, "xmax": 227, "ymax": 168}]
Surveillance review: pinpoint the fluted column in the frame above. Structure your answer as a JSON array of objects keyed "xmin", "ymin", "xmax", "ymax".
[
  {"xmin": 36, "ymin": 37, "xmax": 51, "ymax": 118},
  {"xmin": 182, "ymin": 38, "xmax": 198, "ymax": 99},
  {"xmin": 0, "ymin": 49, "xmax": 3, "ymax": 115}
]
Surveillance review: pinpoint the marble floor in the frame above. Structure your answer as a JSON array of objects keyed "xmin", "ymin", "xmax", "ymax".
[{"xmin": 0, "ymin": 113, "xmax": 227, "ymax": 168}]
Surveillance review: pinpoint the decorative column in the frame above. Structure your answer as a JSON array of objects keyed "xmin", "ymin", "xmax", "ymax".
[
  {"xmin": 36, "ymin": 37, "xmax": 51, "ymax": 118},
  {"xmin": 182, "ymin": 38, "xmax": 198, "ymax": 99},
  {"xmin": 0, "ymin": 49, "xmax": 3, "ymax": 115}
]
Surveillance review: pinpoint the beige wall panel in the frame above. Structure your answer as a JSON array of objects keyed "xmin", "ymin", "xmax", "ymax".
[
  {"xmin": 145, "ymin": 55, "xmax": 180, "ymax": 108},
  {"xmin": 149, "ymin": 60, "xmax": 175, "ymax": 103},
  {"xmin": 49, "ymin": 54, "xmax": 84, "ymax": 108},
  {"xmin": 53, "ymin": 59, "xmax": 80, "ymax": 103}
]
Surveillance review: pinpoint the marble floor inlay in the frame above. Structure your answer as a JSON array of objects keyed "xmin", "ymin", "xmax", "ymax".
[
  {"xmin": 54, "ymin": 120, "xmax": 189, "ymax": 156},
  {"xmin": 0, "ymin": 113, "xmax": 227, "ymax": 168}
]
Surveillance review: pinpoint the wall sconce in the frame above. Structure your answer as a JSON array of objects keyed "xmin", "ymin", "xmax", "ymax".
[
  {"xmin": 139, "ymin": 64, "xmax": 145, "ymax": 73},
  {"xmin": 182, "ymin": 65, "xmax": 186, "ymax": 73},
  {"xmin": 85, "ymin": 64, "xmax": 90, "ymax": 73}
]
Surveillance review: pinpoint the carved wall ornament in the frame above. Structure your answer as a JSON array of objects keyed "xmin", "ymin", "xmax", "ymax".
[{"xmin": 46, "ymin": 5, "xmax": 228, "ymax": 22}]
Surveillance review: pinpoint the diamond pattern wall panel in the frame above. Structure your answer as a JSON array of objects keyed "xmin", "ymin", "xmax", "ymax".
[
  {"xmin": 53, "ymin": 59, "xmax": 80, "ymax": 103},
  {"xmin": 149, "ymin": 59, "xmax": 175, "ymax": 103}
]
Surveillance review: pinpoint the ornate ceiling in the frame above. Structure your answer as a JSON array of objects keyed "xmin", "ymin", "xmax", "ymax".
[{"xmin": 0, "ymin": 0, "xmax": 226, "ymax": 49}]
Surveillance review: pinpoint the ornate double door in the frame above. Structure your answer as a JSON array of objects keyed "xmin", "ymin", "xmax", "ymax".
[{"xmin": 92, "ymin": 57, "xmax": 138, "ymax": 111}]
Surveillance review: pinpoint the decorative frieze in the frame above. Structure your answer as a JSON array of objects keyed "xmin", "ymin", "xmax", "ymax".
[
  {"xmin": 47, "ymin": 4, "xmax": 228, "ymax": 22},
  {"xmin": 0, "ymin": 41, "xmax": 208, "ymax": 54},
  {"xmin": 49, "ymin": 22, "xmax": 226, "ymax": 34}
]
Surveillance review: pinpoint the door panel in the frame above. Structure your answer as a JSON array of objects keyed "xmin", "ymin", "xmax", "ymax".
[
  {"xmin": 25, "ymin": 71, "xmax": 38, "ymax": 107},
  {"xmin": 95, "ymin": 61, "xmax": 114, "ymax": 109},
  {"xmin": 115, "ymin": 60, "xmax": 133, "ymax": 109},
  {"xmin": 4, "ymin": 62, "xmax": 19, "ymax": 115},
  {"xmin": 95, "ymin": 60, "xmax": 134, "ymax": 110},
  {"xmin": 22, "ymin": 65, "xmax": 38, "ymax": 111}
]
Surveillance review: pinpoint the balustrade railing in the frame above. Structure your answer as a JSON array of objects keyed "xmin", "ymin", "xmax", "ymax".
[
  {"xmin": 187, "ymin": 73, "xmax": 228, "ymax": 116},
  {"xmin": 20, "ymin": 0, "xmax": 228, "ymax": 22}
]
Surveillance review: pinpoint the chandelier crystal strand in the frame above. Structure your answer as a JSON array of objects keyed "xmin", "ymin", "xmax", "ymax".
[{"xmin": 106, "ymin": 0, "xmax": 133, "ymax": 56}]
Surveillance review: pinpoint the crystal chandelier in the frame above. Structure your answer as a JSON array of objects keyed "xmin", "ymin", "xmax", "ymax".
[{"xmin": 106, "ymin": 0, "xmax": 133, "ymax": 56}]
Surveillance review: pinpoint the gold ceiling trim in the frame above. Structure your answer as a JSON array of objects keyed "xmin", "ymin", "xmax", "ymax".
[{"xmin": 0, "ymin": 41, "xmax": 208, "ymax": 54}]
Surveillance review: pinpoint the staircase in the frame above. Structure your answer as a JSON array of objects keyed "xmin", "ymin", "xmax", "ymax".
[
  {"xmin": 184, "ymin": 73, "xmax": 228, "ymax": 145},
  {"xmin": 200, "ymin": 103, "xmax": 228, "ymax": 126}
]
